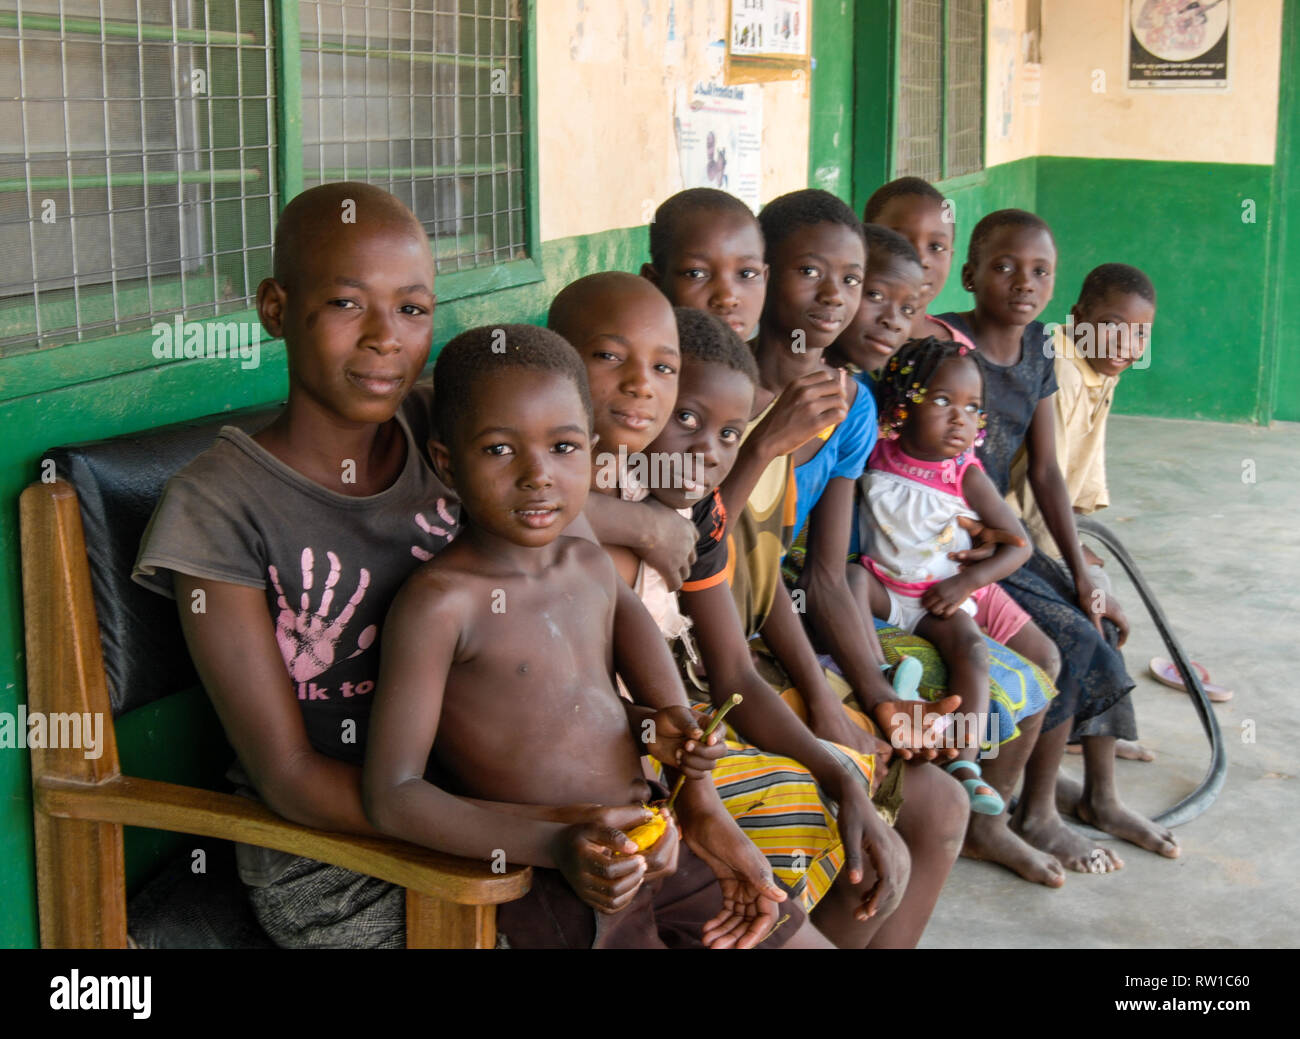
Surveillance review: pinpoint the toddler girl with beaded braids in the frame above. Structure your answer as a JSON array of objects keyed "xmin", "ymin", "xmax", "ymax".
[{"xmin": 855, "ymin": 337, "xmax": 1056, "ymax": 815}]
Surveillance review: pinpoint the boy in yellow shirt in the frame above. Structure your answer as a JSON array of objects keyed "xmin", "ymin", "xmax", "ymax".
[{"xmin": 1008, "ymin": 263, "xmax": 1179, "ymax": 858}]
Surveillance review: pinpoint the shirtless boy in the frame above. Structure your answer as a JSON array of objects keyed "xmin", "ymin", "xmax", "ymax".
[{"xmin": 362, "ymin": 324, "xmax": 829, "ymax": 948}]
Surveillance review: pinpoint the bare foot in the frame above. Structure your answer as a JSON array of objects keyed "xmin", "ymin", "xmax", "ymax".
[
  {"xmin": 1012, "ymin": 805, "xmax": 1124, "ymax": 874},
  {"xmin": 1075, "ymin": 793, "xmax": 1180, "ymax": 859},
  {"xmin": 1065, "ymin": 739, "xmax": 1154, "ymax": 762},
  {"xmin": 961, "ymin": 813, "xmax": 1065, "ymax": 888},
  {"xmin": 1055, "ymin": 771, "xmax": 1085, "ymax": 817},
  {"xmin": 1115, "ymin": 739, "xmax": 1155, "ymax": 761}
]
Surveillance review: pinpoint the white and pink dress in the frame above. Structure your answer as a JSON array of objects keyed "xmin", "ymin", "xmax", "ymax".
[{"xmin": 857, "ymin": 438, "xmax": 1029, "ymax": 644}]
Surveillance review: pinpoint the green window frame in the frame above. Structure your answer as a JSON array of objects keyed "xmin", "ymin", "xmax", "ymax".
[{"xmin": 0, "ymin": 0, "xmax": 540, "ymax": 374}]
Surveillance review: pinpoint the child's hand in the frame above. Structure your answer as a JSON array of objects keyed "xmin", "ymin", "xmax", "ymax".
[
  {"xmin": 830, "ymin": 779, "xmax": 907, "ymax": 922},
  {"xmin": 750, "ymin": 368, "xmax": 849, "ymax": 458},
  {"xmin": 872, "ymin": 696, "xmax": 962, "ymax": 761},
  {"xmin": 680, "ymin": 807, "xmax": 788, "ymax": 949},
  {"xmin": 553, "ymin": 805, "xmax": 656, "ymax": 914},
  {"xmin": 922, "ymin": 575, "xmax": 973, "ymax": 617},
  {"xmin": 1081, "ymin": 543, "xmax": 1105, "ymax": 569},
  {"xmin": 641, "ymin": 499, "xmax": 697, "ymax": 591},
  {"xmin": 810, "ymin": 707, "xmax": 892, "ymax": 764},
  {"xmin": 1078, "ymin": 572, "xmax": 1131, "ymax": 644},
  {"xmin": 948, "ymin": 515, "xmax": 1027, "ymax": 568},
  {"xmin": 1096, "ymin": 590, "xmax": 1129, "ymax": 647},
  {"xmin": 637, "ymin": 806, "xmax": 681, "ymax": 884},
  {"xmin": 643, "ymin": 705, "xmax": 727, "ymax": 779}
]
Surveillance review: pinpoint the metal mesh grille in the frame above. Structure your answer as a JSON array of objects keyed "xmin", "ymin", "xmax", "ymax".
[
  {"xmin": 0, "ymin": 0, "xmax": 276, "ymax": 356},
  {"xmin": 945, "ymin": 0, "xmax": 984, "ymax": 178},
  {"xmin": 895, "ymin": 0, "xmax": 984, "ymax": 182},
  {"xmin": 300, "ymin": 0, "xmax": 526, "ymax": 272},
  {"xmin": 895, "ymin": 0, "xmax": 942, "ymax": 182}
]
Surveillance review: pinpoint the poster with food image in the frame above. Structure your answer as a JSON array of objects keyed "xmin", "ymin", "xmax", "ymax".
[{"xmin": 1128, "ymin": 0, "xmax": 1229, "ymax": 89}]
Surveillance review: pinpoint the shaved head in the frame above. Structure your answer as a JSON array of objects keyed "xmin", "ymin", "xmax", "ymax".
[
  {"xmin": 273, "ymin": 182, "xmax": 428, "ymax": 289},
  {"xmin": 547, "ymin": 271, "xmax": 672, "ymax": 348}
]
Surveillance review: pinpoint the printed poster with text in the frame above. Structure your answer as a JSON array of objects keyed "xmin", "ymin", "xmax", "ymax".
[
  {"xmin": 1128, "ymin": 0, "xmax": 1229, "ymax": 89},
  {"xmin": 675, "ymin": 80, "xmax": 763, "ymax": 213},
  {"xmin": 729, "ymin": 0, "xmax": 808, "ymax": 58}
]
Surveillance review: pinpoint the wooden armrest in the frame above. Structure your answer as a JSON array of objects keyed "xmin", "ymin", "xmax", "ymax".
[{"xmin": 36, "ymin": 775, "xmax": 530, "ymax": 905}]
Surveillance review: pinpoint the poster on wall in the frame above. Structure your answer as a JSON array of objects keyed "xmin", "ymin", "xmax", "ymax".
[
  {"xmin": 729, "ymin": 0, "xmax": 808, "ymax": 58},
  {"xmin": 674, "ymin": 80, "xmax": 764, "ymax": 213},
  {"xmin": 990, "ymin": 0, "xmax": 1017, "ymax": 141},
  {"xmin": 1127, "ymin": 0, "xmax": 1229, "ymax": 89},
  {"xmin": 726, "ymin": 0, "xmax": 810, "ymax": 84}
]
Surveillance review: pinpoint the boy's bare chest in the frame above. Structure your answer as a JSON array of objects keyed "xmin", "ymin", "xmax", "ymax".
[
  {"xmin": 438, "ymin": 567, "xmax": 629, "ymax": 777},
  {"xmin": 458, "ymin": 568, "xmax": 613, "ymax": 677}
]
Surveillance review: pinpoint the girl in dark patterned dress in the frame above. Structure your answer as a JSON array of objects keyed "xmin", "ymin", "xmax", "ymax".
[{"xmin": 938, "ymin": 209, "xmax": 1178, "ymax": 871}]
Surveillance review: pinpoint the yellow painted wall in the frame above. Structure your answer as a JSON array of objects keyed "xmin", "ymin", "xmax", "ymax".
[
  {"xmin": 985, "ymin": 0, "xmax": 1042, "ymax": 167},
  {"xmin": 536, "ymin": 0, "xmax": 812, "ymax": 241},
  {"xmin": 995, "ymin": 0, "xmax": 1284, "ymax": 165}
]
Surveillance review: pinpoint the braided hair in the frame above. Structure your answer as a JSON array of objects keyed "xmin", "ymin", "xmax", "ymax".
[{"xmin": 874, "ymin": 336, "xmax": 985, "ymax": 442}]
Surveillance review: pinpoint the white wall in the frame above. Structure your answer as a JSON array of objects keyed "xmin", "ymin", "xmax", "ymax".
[
  {"xmin": 988, "ymin": 0, "xmax": 1283, "ymax": 167},
  {"xmin": 536, "ymin": 0, "xmax": 812, "ymax": 240}
]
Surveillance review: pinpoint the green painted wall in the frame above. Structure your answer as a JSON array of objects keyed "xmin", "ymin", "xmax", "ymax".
[
  {"xmin": 826, "ymin": 0, "xmax": 1287, "ymax": 426},
  {"xmin": 851, "ymin": 0, "xmax": 895, "ymax": 211},
  {"xmin": 1036, "ymin": 157, "xmax": 1272, "ymax": 424},
  {"xmin": 927, "ymin": 157, "xmax": 1039, "ymax": 316},
  {"xmin": 923, "ymin": 156, "xmax": 1273, "ymax": 425},
  {"xmin": 809, "ymin": 0, "xmax": 855, "ymax": 198},
  {"xmin": 0, "ymin": 224, "xmax": 648, "ymax": 948},
  {"xmin": 1267, "ymin": 0, "xmax": 1300, "ymax": 422}
]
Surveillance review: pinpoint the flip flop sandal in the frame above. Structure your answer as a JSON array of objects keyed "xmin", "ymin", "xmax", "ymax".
[
  {"xmin": 1149, "ymin": 656, "xmax": 1233, "ymax": 703},
  {"xmin": 886, "ymin": 654, "xmax": 924, "ymax": 700},
  {"xmin": 944, "ymin": 759, "xmax": 1005, "ymax": 815}
]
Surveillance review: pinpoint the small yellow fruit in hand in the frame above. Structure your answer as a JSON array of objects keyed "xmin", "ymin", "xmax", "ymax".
[{"xmin": 623, "ymin": 806, "xmax": 667, "ymax": 852}]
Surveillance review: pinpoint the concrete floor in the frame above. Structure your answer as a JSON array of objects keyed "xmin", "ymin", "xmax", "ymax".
[{"xmin": 918, "ymin": 415, "xmax": 1300, "ymax": 949}]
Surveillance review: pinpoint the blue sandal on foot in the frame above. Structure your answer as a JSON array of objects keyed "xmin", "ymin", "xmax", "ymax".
[
  {"xmin": 887, "ymin": 654, "xmax": 924, "ymax": 700},
  {"xmin": 945, "ymin": 760, "xmax": 1005, "ymax": 815}
]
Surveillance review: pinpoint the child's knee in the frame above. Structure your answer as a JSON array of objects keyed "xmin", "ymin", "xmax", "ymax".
[
  {"xmin": 903, "ymin": 763, "xmax": 969, "ymax": 853},
  {"xmin": 1014, "ymin": 626, "xmax": 1061, "ymax": 682},
  {"xmin": 962, "ymin": 632, "xmax": 990, "ymax": 674},
  {"xmin": 879, "ymin": 828, "xmax": 912, "ymax": 913},
  {"xmin": 1039, "ymin": 639, "xmax": 1062, "ymax": 682}
]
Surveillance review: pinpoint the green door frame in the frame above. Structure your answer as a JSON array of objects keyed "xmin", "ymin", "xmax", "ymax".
[
  {"xmin": 853, "ymin": 0, "xmax": 896, "ymax": 210},
  {"xmin": 1262, "ymin": 0, "xmax": 1299, "ymax": 423},
  {"xmin": 809, "ymin": 0, "xmax": 895, "ymax": 211}
]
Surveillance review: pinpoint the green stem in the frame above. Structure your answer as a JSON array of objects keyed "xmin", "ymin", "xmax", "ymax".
[{"xmin": 665, "ymin": 694, "xmax": 743, "ymax": 812}]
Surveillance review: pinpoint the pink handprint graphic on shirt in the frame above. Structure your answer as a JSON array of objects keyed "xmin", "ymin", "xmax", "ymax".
[
  {"xmin": 269, "ymin": 547, "xmax": 377, "ymax": 682},
  {"xmin": 410, "ymin": 497, "xmax": 458, "ymax": 561}
]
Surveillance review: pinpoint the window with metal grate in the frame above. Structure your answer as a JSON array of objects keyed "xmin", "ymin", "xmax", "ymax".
[
  {"xmin": 1, "ymin": 0, "xmax": 531, "ymax": 356},
  {"xmin": 299, "ymin": 0, "xmax": 526, "ymax": 273},
  {"xmin": 0, "ymin": 0, "xmax": 276, "ymax": 355},
  {"xmin": 894, "ymin": 0, "xmax": 984, "ymax": 183}
]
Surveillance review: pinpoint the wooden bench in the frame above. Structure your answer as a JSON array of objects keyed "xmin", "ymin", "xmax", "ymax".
[{"xmin": 19, "ymin": 410, "xmax": 529, "ymax": 948}]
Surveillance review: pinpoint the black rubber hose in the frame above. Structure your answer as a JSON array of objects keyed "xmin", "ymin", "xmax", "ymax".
[{"xmin": 1074, "ymin": 516, "xmax": 1227, "ymax": 830}]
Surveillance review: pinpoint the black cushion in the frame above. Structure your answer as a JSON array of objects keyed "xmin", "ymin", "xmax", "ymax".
[
  {"xmin": 45, "ymin": 405, "xmax": 280, "ymax": 718},
  {"xmin": 127, "ymin": 838, "xmax": 275, "ymax": 949}
]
